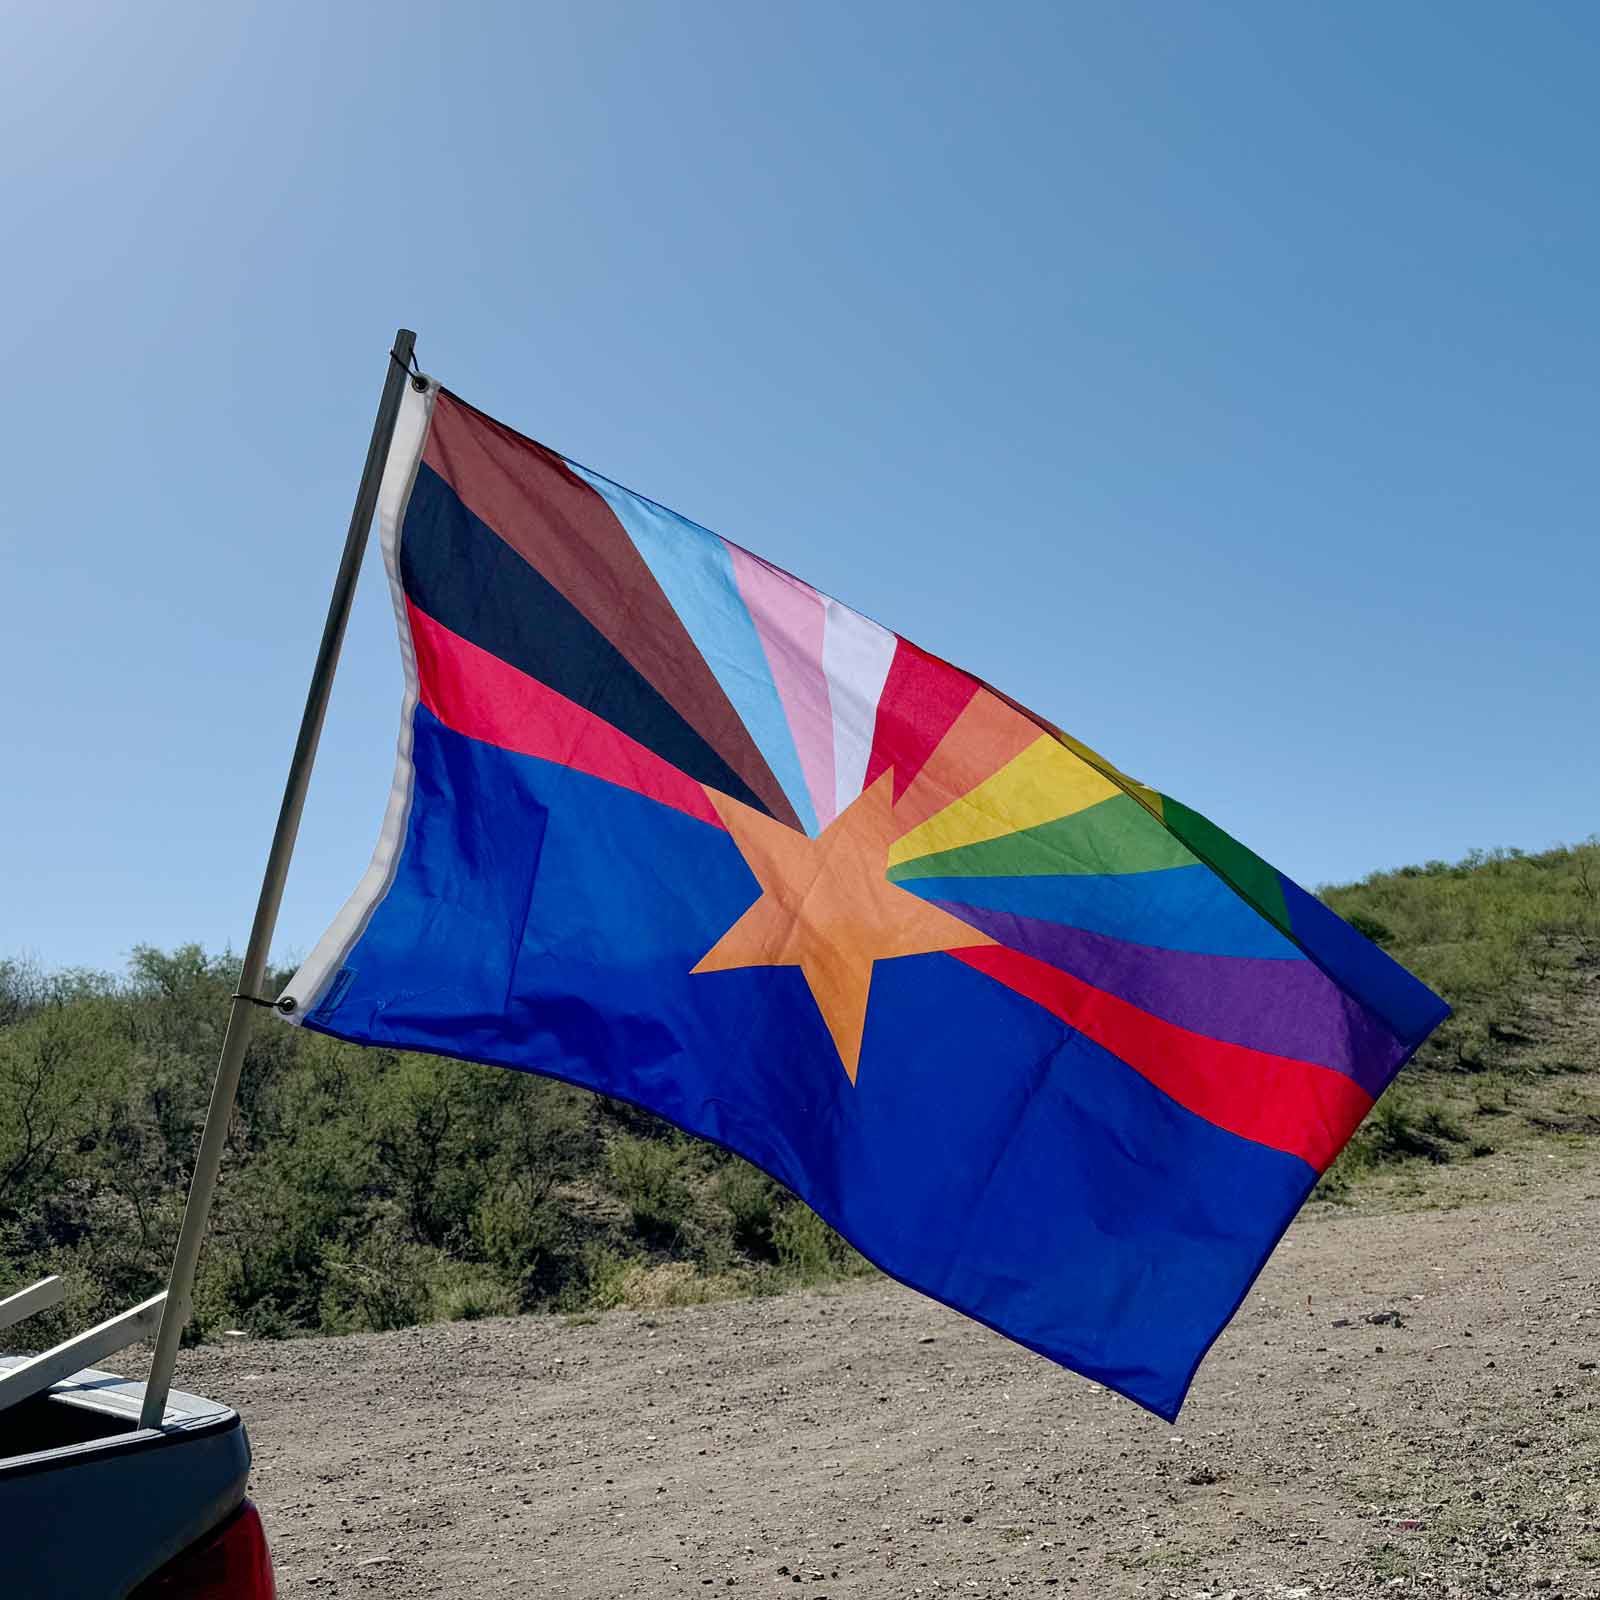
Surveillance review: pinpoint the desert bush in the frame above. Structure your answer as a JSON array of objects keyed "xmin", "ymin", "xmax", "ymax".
[
  {"xmin": 606, "ymin": 1134, "xmax": 694, "ymax": 1242},
  {"xmin": 574, "ymin": 1243, "xmax": 637, "ymax": 1311},
  {"xmin": 471, "ymin": 1178, "xmax": 560, "ymax": 1290},
  {"xmin": 773, "ymin": 1203, "xmax": 838, "ymax": 1283},
  {"xmin": 318, "ymin": 1220, "xmax": 434, "ymax": 1333},
  {"xmin": 719, "ymin": 1162, "xmax": 778, "ymax": 1258},
  {"xmin": 1345, "ymin": 913, "xmax": 1394, "ymax": 948},
  {"xmin": 430, "ymin": 1263, "xmax": 519, "ymax": 1323},
  {"xmin": 1366, "ymin": 1096, "xmax": 1468, "ymax": 1163}
]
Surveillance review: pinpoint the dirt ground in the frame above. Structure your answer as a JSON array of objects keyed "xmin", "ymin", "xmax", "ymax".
[{"xmin": 174, "ymin": 1155, "xmax": 1600, "ymax": 1600}]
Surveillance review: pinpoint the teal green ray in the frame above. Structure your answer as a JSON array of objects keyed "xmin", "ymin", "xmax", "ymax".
[{"xmin": 1159, "ymin": 796, "xmax": 1292, "ymax": 935}]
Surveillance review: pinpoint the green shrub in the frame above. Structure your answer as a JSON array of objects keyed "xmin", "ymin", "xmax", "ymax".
[
  {"xmin": 430, "ymin": 1264, "xmax": 518, "ymax": 1323},
  {"xmin": 576, "ymin": 1244, "xmax": 637, "ymax": 1311},
  {"xmin": 1364, "ymin": 1095, "xmax": 1468, "ymax": 1164},
  {"xmin": 1346, "ymin": 913, "xmax": 1394, "ymax": 948},
  {"xmin": 606, "ymin": 1134, "xmax": 693, "ymax": 1241},
  {"xmin": 471, "ymin": 1179, "xmax": 559, "ymax": 1289},
  {"xmin": 773, "ymin": 1203, "xmax": 837, "ymax": 1283},
  {"xmin": 318, "ymin": 1222, "xmax": 432, "ymax": 1332},
  {"xmin": 238, "ymin": 1295, "xmax": 296, "ymax": 1341},
  {"xmin": 719, "ymin": 1162, "xmax": 778, "ymax": 1257},
  {"xmin": 1473, "ymin": 1075, "xmax": 1514, "ymax": 1115}
]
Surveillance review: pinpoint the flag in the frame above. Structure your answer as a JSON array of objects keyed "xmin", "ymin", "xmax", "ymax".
[{"xmin": 281, "ymin": 379, "xmax": 1448, "ymax": 1420}]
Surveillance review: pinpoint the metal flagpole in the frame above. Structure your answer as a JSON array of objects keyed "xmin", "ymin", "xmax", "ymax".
[{"xmin": 138, "ymin": 328, "xmax": 421, "ymax": 1429}]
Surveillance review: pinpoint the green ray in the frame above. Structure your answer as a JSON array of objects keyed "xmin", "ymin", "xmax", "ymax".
[{"xmin": 888, "ymin": 793, "xmax": 1197, "ymax": 882}]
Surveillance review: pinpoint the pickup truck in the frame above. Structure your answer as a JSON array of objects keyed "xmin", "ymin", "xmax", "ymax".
[{"xmin": 0, "ymin": 1349, "xmax": 276, "ymax": 1597}]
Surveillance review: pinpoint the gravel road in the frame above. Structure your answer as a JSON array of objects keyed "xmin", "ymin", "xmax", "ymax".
[{"xmin": 174, "ymin": 1164, "xmax": 1600, "ymax": 1599}]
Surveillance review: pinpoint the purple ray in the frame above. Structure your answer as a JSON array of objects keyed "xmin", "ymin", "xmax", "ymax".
[{"xmin": 940, "ymin": 902, "xmax": 1406, "ymax": 1098}]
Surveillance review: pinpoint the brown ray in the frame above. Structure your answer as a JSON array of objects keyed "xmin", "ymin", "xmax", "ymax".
[{"xmin": 424, "ymin": 389, "xmax": 800, "ymax": 830}]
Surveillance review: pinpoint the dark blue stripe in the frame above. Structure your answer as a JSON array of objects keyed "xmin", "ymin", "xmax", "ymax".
[{"xmin": 1279, "ymin": 876, "xmax": 1451, "ymax": 1045}]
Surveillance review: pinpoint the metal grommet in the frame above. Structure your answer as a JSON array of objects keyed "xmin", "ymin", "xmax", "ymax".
[
  {"xmin": 410, "ymin": 373, "xmax": 428, "ymax": 393},
  {"xmin": 276, "ymin": 996, "xmax": 298, "ymax": 1014}
]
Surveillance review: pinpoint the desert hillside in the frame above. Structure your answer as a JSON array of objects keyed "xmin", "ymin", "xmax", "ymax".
[{"xmin": 2, "ymin": 841, "xmax": 1597, "ymax": 1351}]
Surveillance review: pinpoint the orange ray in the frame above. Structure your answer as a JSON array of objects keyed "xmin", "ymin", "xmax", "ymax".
[{"xmin": 889, "ymin": 688, "xmax": 1043, "ymax": 836}]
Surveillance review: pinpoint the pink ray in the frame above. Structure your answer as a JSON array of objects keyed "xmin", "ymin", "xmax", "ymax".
[{"xmin": 726, "ymin": 544, "xmax": 837, "ymax": 831}]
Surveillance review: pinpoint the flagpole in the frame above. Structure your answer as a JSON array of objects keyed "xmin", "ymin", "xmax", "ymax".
[{"xmin": 138, "ymin": 328, "xmax": 421, "ymax": 1429}]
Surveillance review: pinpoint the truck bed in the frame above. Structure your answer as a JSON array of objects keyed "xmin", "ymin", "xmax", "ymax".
[{"xmin": 0, "ymin": 1357, "xmax": 252, "ymax": 1597}]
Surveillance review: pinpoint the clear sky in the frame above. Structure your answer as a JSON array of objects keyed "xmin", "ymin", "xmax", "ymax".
[{"xmin": 3, "ymin": 1, "xmax": 1595, "ymax": 975}]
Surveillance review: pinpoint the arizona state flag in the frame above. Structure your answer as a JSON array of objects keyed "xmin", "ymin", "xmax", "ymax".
[{"xmin": 281, "ymin": 378, "xmax": 1448, "ymax": 1419}]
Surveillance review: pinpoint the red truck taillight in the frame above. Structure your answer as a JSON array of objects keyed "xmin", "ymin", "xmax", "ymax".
[{"xmin": 130, "ymin": 1498, "xmax": 276, "ymax": 1598}]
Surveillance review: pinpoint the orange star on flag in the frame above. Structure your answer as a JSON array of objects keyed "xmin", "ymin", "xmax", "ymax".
[{"xmin": 692, "ymin": 772, "xmax": 993, "ymax": 1082}]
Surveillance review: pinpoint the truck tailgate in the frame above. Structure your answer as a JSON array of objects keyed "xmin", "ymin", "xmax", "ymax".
[{"xmin": 0, "ymin": 1358, "xmax": 251, "ymax": 1598}]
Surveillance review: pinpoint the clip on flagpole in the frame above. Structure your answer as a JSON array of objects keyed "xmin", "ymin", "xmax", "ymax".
[{"xmin": 134, "ymin": 328, "xmax": 421, "ymax": 1430}]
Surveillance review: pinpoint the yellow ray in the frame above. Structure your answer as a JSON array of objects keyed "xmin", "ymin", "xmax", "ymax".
[
  {"xmin": 890, "ymin": 689, "xmax": 1042, "ymax": 834},
  {"xmin": 1051, "ymin": 729, "xmax": 1166, "ymax": 823},
  {"xmin": 888, "ymin": 735, "xmax": 1121, "ymax": 868}
]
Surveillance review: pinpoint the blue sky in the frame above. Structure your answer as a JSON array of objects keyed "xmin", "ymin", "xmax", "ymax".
[{"xmin": 3, "ymin": 1, "xmax": 1595, "ymax": 975}]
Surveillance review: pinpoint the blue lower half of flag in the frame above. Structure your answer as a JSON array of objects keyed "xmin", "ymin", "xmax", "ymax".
[{"xmin": 306, "ymin": 706, "xmax": 1316, "ymax": 1420}]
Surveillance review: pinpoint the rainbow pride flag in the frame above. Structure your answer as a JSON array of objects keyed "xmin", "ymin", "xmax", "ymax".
[{"xmin": 282, "ymin": 380, "xmax": 1448, "ymax": 1419}]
